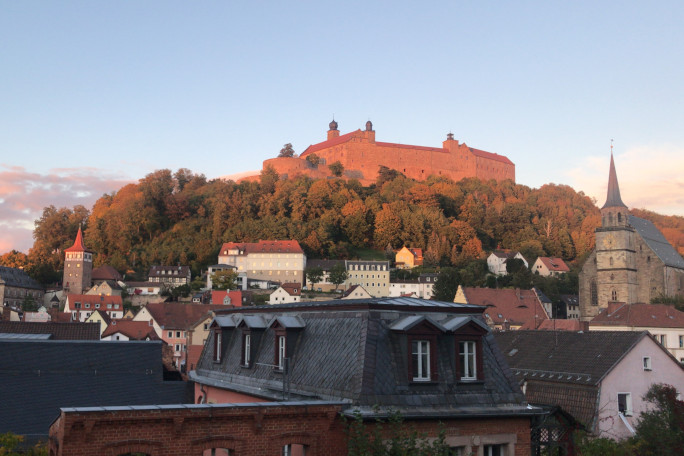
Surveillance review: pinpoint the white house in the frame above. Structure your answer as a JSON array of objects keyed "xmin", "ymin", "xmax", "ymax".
[
  {"xmin": 487, "ymin": 251, "xmax": 528, "ymax": 276},
  {"xmin": 268, "ymin": 283, "xmax": 301, "ymax": 305}
]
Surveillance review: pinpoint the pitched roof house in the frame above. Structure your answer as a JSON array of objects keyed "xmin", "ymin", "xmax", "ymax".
[
  {"xmin": 190, "ymin": 297, "xmax": 540, "ymax": 455},
  {"xmin": 487, "ymin": 251, "xmax": 528, "ymax": 276},
  {"xmin": 210, "ymin": 290, "xmax": 244, "ymax": 306},
  {"xmin": 148, "ymin": 265, "xmax": 192, "ymax": 288},
  {"xmin": 268, "ymin": 283, "xmax": 301, "ymax": 304},
  {"xmin": 341, "ymin": 284, "xmax": 372, "ymax": 299},
  {"xmin": 590, "ymin": 302, "xmax": 684, "ymax": 362},
  {"xmin": 63, "ymin": 294, "xmax": 124, "ymax": 322},
  {"xmin": 495, "ymin": 330, "xmax": 684, "ymax": 440},
  {"xmin": 395, "ymin": 246, "xmax": 424, "ymax": 269},
  {"xmin": 0, "ymin": 265, "xmax": 44, "ymax": 309},
  {"xmin": 454, "ymin": 286, "xmax": 550, "ymax": 330},
  {"xmin": 532, "ymin": 257, "xmax": 570, "ymax": 277},
  {"xmin": 101, "ymin": 319, "xmax": 159, "ymax": 341}
]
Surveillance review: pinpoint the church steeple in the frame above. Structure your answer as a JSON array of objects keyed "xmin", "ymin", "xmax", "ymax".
[
  {"xmin": 600, "ymin": 148, "xmax": 629, "ymax": 228},
  {"xmin": 602, "ymin": 152, "xmax": 627, "ymax": 209}
]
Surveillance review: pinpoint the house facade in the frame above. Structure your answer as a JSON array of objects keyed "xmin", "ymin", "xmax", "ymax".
[
  {"xmin": 487, "ymin": 251, "xmax": 528, "ymax": 276},
  {"xmin": 395, "ymin": 246, "xmax": 423, "ymax": 269},
  {"xmin": 218, "ymin": 240, "xmax": 306, "ymax": 285},
  {"xmin": 190, "ymin": 297, "xmax": 539, "ymax": 455},
  {"xmin": 389, "ymin": 273, "xmax": 439, "ymax": 299},
  {"xmin": 268, "ymin": 283, "xmax": 301, "ymax": 304},
  {"xmin": 532, "ymin": 257, "xmax": 570, "ymax": 277},
  {"xmin": 148, "ymin": 265, "xmax": 192, "ymax": 288},
  {"xmin": 344, "ymin": 260, "xmax": 390, "ymax": 297},
  {"xmin": 496, "ymin": 330, "xmax": 684, "ymax": 440},
  {"xmin": 63, "ymin": 294, "xmax": 124, "ymax": 322},
  {"xmin": 0, "ymin": 266, "xmax": 44, "ymax": 308},
  {"xmin": 579, "ymin": 154, "xmax": 684, "ymax": 319}
]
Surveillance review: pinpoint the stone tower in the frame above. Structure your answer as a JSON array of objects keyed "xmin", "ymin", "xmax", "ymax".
[{"xmin": 62, "ymin": 227, "xmax": 93, "ymax": 294}]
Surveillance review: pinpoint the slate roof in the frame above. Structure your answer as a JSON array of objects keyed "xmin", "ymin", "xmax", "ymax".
[
  {"xmin": 590, "ymin": 303, "xmax": 684, "ymax": 328},
  {"xmin": 0, "ymin": 266, "xmax": 43, "ymax": 290},
  {"xmin": 0, "ymin": 321, "xmax": 100, "ymax": 340},
  {"xmin": 602, "ymin": 153, "xmax": 627, "ymax": 209},
  {"xmin": 0, "ymin": 340, "xmax": 189, "ymax": 441},
  {"xmin": 629, "ymin": 215, "xmax": 684, "ymax": 269},
  {"xmin": 560, "ymin": 295, "xmax": 579, "ymax": 307},
  {"xmin": 305, "ymin": 259, "xmax": 344, "ymax": 270},
  {"xmin": 193, "ymin": 297, "xmax": 533, "ymax": 419},
  {"xmin": 459, "ymin": 287, "xmax": 549, "ymax": 328}
]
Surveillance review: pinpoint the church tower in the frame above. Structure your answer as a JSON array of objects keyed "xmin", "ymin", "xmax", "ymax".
[
  {"xmin": 593, "ymin": 153, "xmax": 638, "ymax": 311},
  {"xmin": 62, "ymin": 227, "xmax": 93, "ymax": 295}
]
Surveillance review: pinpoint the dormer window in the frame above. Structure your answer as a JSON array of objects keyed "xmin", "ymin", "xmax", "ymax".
[
  {"xmin": 242, "ymin": 333, "xmax": 252, "ymax": 367},
  {"xmin": 277, "ymin": 334, "xmax": 286, "ymax": 370},
  {"xmin": 459, "ymin": 341, "xmax": 477, "ymax": 381},
  {"xmin": 411, "ymin": 340, "xmax": 431, "ymax": 381},
  {"xmin": 214, "ymin": 330, "xmax": 222, "ymax": 363}
]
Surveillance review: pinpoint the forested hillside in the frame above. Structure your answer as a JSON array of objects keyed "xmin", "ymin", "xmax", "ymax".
[{"xmin": 6, "ymin": 166, "xmax": 683, "ymax": 285}]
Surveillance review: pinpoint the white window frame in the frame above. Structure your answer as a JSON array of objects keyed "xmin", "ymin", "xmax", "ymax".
[
  {"xmin": 617, "ymin": 392, "xmax": 633, "ymax": 416},
  {"xmin": 278, "ymin": 335, "xmax": 286, "ymax": 370},
  {"xmin": 214, "ymin": 332, "xmax": 222, "ymax": 362},
  {"xmin": 243, "ymin": 334, "xmax": 251, "ymax": 366},
  {"xmin": 460, "ymin": 341, "xmax": 477, "ymax": 381},
  {"xmin": 643, "ymin": 356, "xmax": 652, "ymax": 371},
  {"xmin": 411, "ymin": 340, "xmax": 430, "ymax": 381}
]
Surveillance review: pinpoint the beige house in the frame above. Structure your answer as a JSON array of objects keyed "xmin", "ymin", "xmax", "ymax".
[
  {"xmin": 85, "ymin": 309, "xmax": 111, "ymax": 337},
  {"xmin": 532, "ymin": 257, "xmax": 570, "ymax": 277},
  {"xmin": 590, "ymin": 302, "xmax": 684, "ymax": 362},
  {"xmin": 344, "ymin": 260, "xmax": 390, "ymax": 297},
  {"xmin": 218, "ymin": 240, "xmax": 306, "ymax": 284},
  {"xmin": 86, "ymin": 280, "xmax": 123, "ymax": 297},
  {"xmin": 341, "ymin": 285, "xmax": 372, "ymax": 300}
]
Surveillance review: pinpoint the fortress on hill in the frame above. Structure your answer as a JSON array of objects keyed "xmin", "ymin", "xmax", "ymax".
[{"xmin": 259, "ymin": 120, "xmax": 515, "ymax": 185}]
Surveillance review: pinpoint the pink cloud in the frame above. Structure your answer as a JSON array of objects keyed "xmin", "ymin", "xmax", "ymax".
[{"xmin": 0, "ymin": 165, "xmax": 132, "ymax": 254}]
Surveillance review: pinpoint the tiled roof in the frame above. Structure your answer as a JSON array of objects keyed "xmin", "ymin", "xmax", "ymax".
[
  {"xmin": 537, "ymin": 257, "xmax": 570, "ymax": 272},
  {"xmin": 219, "ymin": 240, "xmax": 304, "ymax": 255},
  {"xmin": 460, "ymin": 287, "xmax": 549, "ymax": 327},
  {"xmin": 629, "ymin": 215, "xmax": 684, "ymax": 269},
  {"xmin": 210, "ymin": 290, "xmax": 243, "ymax": 306},
  {"xmin": 91, "ymin": 265, "xmax": 122, "ymax": 281},
  {"xmin": 0, "ymin": 266, "xmax": 43, "ymax": 290},
  {"xmin": 145, "ymin": 302, "xmax": 226, "ymax": 330},
  {"xmin": 0, "ymin": 340, "xmax": 189, "ymax": 442},
  {"xmin": 0, "ymin": 321, "xmax": 100, "ymax": 340},
  {"xmin": 468, "ymin": 147, "xmax": 515, "ymax": 165},
  {"xmin": 102, "ymin": 320, "xmax": 159, "ymax": 340},
  {"xmin": 64, "ymin": 227, "xmax": 92, "ymax": 253},
  {"xmin": 281, "ymin": 283, "xmax": 301, "ymax": 296},
  {"xmin": 300, "ymin": 130, "xmax": 360, "ymax": 156},
  {"xmin": 590, "ymin": 303, "xmax": 684, "ymax": 328},
  {"xmin": 67, "ymin": 294, "xmax": 122, "ymax": 306},
  {"xmin": 524, "ymin": 319, "xmax": 587, "ymax": 331},
  {"xmin": 194, "ymin": 297, "xmax": 528, "ymax": 417}
]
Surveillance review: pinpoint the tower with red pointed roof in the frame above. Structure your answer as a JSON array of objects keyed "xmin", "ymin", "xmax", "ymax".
[
  {"xmin": 62, "ymin": 227, "xmax": 93, "ymax": 294},
  {"xmin": 579, "ymin": 151, "xmax": 684, "ymax": 320}
]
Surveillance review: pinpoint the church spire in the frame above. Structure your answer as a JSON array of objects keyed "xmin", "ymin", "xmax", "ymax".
[{"xmin": 602, "ymin": 148, "xmax": 627, "ymax": 209}]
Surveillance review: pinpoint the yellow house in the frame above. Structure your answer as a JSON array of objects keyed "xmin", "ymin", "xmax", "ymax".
[
  {"xmin": 395, "ymin": 247, "xmax": 423, "ymax": 269},
  {"xmin": 85, "ymin": 309, "xmax": 111, "ymax": 337}
]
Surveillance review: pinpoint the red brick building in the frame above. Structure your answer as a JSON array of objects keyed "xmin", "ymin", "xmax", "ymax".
[{"xmin": 260, "ymin": 120, "xmax": 515, "ymax": 186}]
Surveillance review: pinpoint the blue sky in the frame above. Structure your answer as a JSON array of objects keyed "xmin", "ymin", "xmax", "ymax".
[{"xmin": 2, "ymin": 1, "xmax": 684, "ymax": 252}]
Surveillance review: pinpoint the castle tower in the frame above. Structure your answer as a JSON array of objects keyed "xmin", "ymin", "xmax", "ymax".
[
  {"xmin": 363, "ymin": 120, "xmax": 375, "ymax": 142},
  {"xmin": 62, "ymin": 227, "xmax": 93, "ymax": 294},
  {"xmin": 593, "ymin": 153, "xmax": 638, "ymax": 310},
  {"xmin": 327, "ymin": 118, "xmax": 339, "ymax": 140}
]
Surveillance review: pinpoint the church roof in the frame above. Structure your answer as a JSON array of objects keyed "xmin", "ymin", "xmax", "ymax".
[
  {"xmin": 601, "ymin": 153, "xmax": 627, "ymax": 209},
  {"xmin": 629, "ymin": 215, "xmax": 684, "ymax": 269}
]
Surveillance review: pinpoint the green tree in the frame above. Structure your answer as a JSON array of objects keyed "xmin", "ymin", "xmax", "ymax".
[
  {"xmin": 211, "ymin": 270, "xmax": 238, "ymax": 290},
  {"xmin": 0, "ymin": 250, "xmax": 29, "ymax": 269},
  {"xmin": 329, "ymin": 263, "xmax": 348, "ymax": 291},
  {"xmin": 305, "ymin": 153, "xmax": 320, "ymax": 166},
  {"xmin": 0, "ymin": 431, "xmax": 48, "ymax": 455},
  {"xmin": 278, "ymin": 143, "xmax": 295, "ymax": 157},
  {"xmin": 630, "ymin": 383, "xmax": 684, "ymax": 455},
  {"xmin": 329, "ymin": 161, "xmax": 344, "ymax": 177},
  {"xmin": 305, "ymin": 266, "xmax": 324, "ymax": 290},
  {"xmin": 432, "ymin": 268, "xmax": 461, "ymax": 301}
]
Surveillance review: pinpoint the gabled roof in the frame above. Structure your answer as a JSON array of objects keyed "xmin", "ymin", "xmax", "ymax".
[
  {"xmin": 536, "ymin": 257, "xmax": 570, "ymax": 272},
  {"xmin": 64, "ymin": 227, "xmax": 92, "ymax": 253},
  {"xmin": 144, "ymin": 302, "xmax": 226, "ymax": 330},
  {"xmin": 66, "ymin": 294, "xmax": 122, "ymax": 308},
  {"xmin": 91, "ymin": 265, "xmax": 122, "ymax": 281},
  {"xmin": 459, "ymin": 287, "xmax": 549, "ymax": 327},
  {"xmin": 268, "ymin": 315, "xmax": 305, "ymax": 330},
  {"xmin": 0, "ymin": 321, "xmax": 100, "ymax": 340},
  {"xmin": 389, "ymin": 315, "xmax": 446, "ymax": 332},
  {"xmin": 494, "ymin": 330, "xmax": 651, "ymax": 387},
  {"xmin": 211, "ymin": 290, "xmax": 243, "ymax": 306},
  {"xmin": 280, "ymin": 283, "xmax": 301, "ymax": 296},
  {"xmin": 301, "ymin": 130, "xmax": 360, "ymax": 156},
  {"xmin": 219, "ymin": 240, "xmax": 304, "ymax": 255},
  {"xmin": 102, "ymin": 320, "xmax": 159, "ymax": 340},
  {"xmin": 87, "ymin": 309, "xmax": 112, "ymax": 325},
  {"xmin": 629, "ymin": 215, "xmax": 684, "ymax": 269},
  {"xmin": 0, "ymin": 266, "xmax": 43, "ymax": 290},
  {"xmin": 590, "ymin": 303, "xmax": 684, "ymax": 328},
  {"xmin": 521, "ymin": 319, "xmax": 587, "ymax": 331}
]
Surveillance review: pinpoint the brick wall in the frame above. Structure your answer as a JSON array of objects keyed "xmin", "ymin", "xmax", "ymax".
[{"xmin": 49, "ymin": 403, "xmax": 531, "ymax": 456}]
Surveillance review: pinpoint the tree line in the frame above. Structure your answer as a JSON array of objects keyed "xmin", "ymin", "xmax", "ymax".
[{"xmin": 4, "ymin": 166, "xmax": 684, "ymax": 286}]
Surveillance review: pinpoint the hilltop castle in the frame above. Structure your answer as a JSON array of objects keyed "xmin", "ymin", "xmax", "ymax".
[
  {"xmin": 259, "ymin": 120, "xmax": 515, "ymax": 185},
  {"xmin": 579, "ymin": 154, "xmax": 684, "ymax": 319}
]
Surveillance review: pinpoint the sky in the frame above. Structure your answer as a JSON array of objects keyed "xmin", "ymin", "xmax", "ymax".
[{"xmin": 2, "ymin": 1, "xmax": 684, "ymax": 253}]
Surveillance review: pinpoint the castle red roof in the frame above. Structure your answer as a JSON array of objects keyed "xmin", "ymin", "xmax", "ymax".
[
  {"xmin": 64, "ymin": 227, "xmax": 92, "ymax": 253},
  {"xmin": 219, "ymin": 240, "xmax": 304, "ymax": 255},
  {"xmin": 301, "ymin": 130, "xmax": 359, "ymax": 156}
]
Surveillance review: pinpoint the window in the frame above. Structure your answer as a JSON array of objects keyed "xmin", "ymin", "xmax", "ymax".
[
  {"xmin": 591, "ymin": 281, "xmax": 598, "ymax": 306},
  {"xmin": 85, "ymin": 303, "xmax": 90, "ymax": 309},
  {"xmin": 203, "ymin": 449, "xmax": 233, "ymax": 456},
  {"xmin": 643, "ymin": 357, "xmax": 652, "ymax": 371},
  {"xmin": 618, "ymin": 392, "xmax": 633, "ymax": 416},
  {"xmin": 460, "ymin": 341, "xmax": 477, "ymax": 381},
  {"xmin": 168, "ymin": 331, "xmax": 173, "ymax": 338},
  {"xmin": 214, "ymin": 331, "xmax": 222, "ymax": 362},
  {"xmin": 611, "ymin": 290, "xmax": 618, "ymax": 301},
  {"xmin": 282, "ymin": 444, "xmax": 307, "ymax": 456},
  {"xmin": 484, "ymin": 444, "xmax": 505, "ymax": 456},
  {"xmin": 277, "ymin": 335, "xmax": 286, "ymax": 370},
  {"xmin": 411, "ymin": 340, "xmax": 431, "ymax": 381},
  {"xmin": 176, "ymin": 331, "xmax": 181, "ymax": 338},
  {"xmin": 242, "ymin": 333, "xmax": 251, "ymax": 366},
  {"xmin": 679, "ymin": 335, "xmax": 683, "ymax": 348}
]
